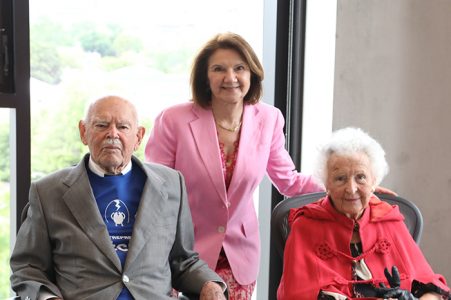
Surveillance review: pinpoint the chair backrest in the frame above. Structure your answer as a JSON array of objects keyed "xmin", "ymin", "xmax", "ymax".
[{"xmin": 269, "ymin": 192, "xmax": 423, "ymax": 299}]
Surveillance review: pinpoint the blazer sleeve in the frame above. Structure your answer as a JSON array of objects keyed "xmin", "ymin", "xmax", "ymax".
[
  {"xmin": 10, "ymin": 183, "xmax": 63, "ymax": 300},
  {"xmin": 145, "ymin": 109, "xmax": 177, "ymax": 168},
  {"xmin": 266, "ymin": 108, "xmax": 324, "ymax": 196},
  {"xmin": 168, "ymin": 171, "xmax": 225, "ymax": 294}
]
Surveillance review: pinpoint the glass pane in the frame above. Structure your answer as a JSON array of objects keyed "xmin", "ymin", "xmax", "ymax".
[
  {"xmin": 30, "ymin": 0, "xmax": 263, "ymax": 178},
  {"xmin": 0, "ymin": 108, "xmax": 11, "ymax": 297}
]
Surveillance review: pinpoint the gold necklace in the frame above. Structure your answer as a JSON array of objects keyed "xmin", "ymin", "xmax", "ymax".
[{"xmin": 215, "ymin": 120, "xmax": 242, "ymax": 132}]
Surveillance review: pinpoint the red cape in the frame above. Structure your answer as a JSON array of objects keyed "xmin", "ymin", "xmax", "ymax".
[{"xmin": 277, "ymin": 195, "xmax": 449, "ymax": 300}]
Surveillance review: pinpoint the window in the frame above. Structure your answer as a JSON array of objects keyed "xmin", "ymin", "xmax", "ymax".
[
  {"xmin": 0, "ymin": 109, "xmax": 12, "ymax": 298},
  {"xmin": 25, "ymin": 1, "xmax": 264, "ymax": 299},
  {"xmin": 30, "ymin": 0, "xmax": 263, "ymax": 174}
]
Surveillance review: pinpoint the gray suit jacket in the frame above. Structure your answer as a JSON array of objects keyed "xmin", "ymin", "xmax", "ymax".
[{"xmin": 10, "ymin": 155, "xmax": 223, "ymax": 300}]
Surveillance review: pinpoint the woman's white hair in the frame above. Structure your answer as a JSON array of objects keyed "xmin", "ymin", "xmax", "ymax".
[{"xmin": 313, "ymin": 127, "xmax": 389, "ymax": 186}]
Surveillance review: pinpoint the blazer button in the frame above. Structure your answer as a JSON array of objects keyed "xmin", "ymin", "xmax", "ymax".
[
  {"xmin": 122, "ymin": 274, "xmax": 130, "ymax": 283},
  {"xmin": 217, "ymin": 226, "xmax": 225, "ymax": 233}
]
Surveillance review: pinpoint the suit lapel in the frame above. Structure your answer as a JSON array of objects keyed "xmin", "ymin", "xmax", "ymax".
[
  {"xmin": 62, "ymin": 156, "xmax": 122, "ymax": 271},
  {"xmin": 227, "ymin": 104, "xmax": 263, "ymax": 195},
  {"xmin": 190, "ymin": 105, "xmax": 227, "ymax": 203},
  {"xmin": 124, "ymin": 159, "xmax": 167, "ymax": 268}
]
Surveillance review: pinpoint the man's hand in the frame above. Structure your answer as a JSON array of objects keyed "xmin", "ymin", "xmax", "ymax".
[{"xmin": 199, "ymin": 281, "xmax": 227, "ymax": 300}]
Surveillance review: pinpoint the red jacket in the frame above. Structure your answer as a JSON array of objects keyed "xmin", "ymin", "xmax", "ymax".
[{"xmin": 277, "ymin": 195, "xmax": 449, "ymax": 300}]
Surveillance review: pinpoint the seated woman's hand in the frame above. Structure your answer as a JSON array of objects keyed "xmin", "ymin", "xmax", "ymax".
[{"xmin": 375, "ymin": 266, "xmax": 418, "ymax": 300}]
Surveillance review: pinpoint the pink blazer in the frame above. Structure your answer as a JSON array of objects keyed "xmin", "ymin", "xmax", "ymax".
[{"xmin": 145, "ymin": 101, "xmax": 323, "ymax": 285}]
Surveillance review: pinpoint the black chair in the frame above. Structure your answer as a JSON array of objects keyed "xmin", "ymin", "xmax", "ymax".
[{"xmin": 269, "ymin": 192, "xmax": 423, "ymax": 299}]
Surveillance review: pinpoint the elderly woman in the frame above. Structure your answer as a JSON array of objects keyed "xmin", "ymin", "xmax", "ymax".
[{"xmin": 277, "ymin": 127, "xmax": 450, "ymax": 300}]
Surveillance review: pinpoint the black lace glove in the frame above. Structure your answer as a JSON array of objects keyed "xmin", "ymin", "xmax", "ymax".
[{"xmin": 375, "ymin": 266, "xmax": 419, "ymax": 300}]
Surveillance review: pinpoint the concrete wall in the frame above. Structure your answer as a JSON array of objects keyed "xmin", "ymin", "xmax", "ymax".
[{"xmin": 333, "ymin": 0, "xmax": 451, "ymax": 281}]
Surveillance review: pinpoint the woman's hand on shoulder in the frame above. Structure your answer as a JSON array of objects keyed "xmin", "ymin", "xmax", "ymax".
[{"xmin": 374, "ymin": 186, "xmax": 397, "ymax": 196}]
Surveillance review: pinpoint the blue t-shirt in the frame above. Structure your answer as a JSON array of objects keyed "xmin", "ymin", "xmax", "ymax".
[{"xmin": 87, "ymin": 161, "xmax": 146, "ymax": 300}]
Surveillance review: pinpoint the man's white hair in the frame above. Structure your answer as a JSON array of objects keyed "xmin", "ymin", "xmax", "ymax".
[
  {"xmin": 82, "ymin": 95, "xmax": 140, "ymax": 126},
  {"xmin": 313, "ymin": 127, "xmax": 389, "ymax": 186}
]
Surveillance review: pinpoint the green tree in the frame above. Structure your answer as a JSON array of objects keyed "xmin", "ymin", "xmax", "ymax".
[
  {"xmin": 113, "ymin": 33, "xmax": 143, "ymax": 55},
  {"xmin": 31, "ymin": 17, "xmax": 74, "ymax": 47},
  {"xmin": 0, "ymin": 122, "xmax": 9, "ymax": 181},
  {"xmin": 75, "ymin": 23, "xmax": 144, "ymax": 60},
  {"xmin": 0, "ymin": 188, "xmax": 10, "ymax": 298},
  {"xmin": 150, "ymin": 48, "xmax": 193, "ymax": 74},
  {"xmin": 31, "ymin": 95, "xmax": 87, "ymax": 179},
  {"xmin": 30, "ymin": 17, "xmax": 75, "ymax": 84},
  {"xmin": 80, "ymin": 30, "xmax": 117, "ymax": 57},
  {"xmin": 31, "ymin": 40, "xmax": 63, "ymax": 84},
  {"xmin": 0, "ymin": 120, "xmax": 10, "ymax": 299}
]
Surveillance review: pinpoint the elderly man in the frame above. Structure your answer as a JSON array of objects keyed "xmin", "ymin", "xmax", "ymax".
[{"xmin": 10, "ymin": 95, "xmax": 227, "ymax": 300}]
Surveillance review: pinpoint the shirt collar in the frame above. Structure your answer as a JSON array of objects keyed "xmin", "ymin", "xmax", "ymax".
[{"xmin": 88, "ymin": 156, "xmax": 132, "ymax": 177}]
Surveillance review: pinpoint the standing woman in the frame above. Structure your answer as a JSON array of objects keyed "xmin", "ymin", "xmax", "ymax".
[{"xmin": 145, "ymin": 32, "xmax": 323, "ymax": 299}]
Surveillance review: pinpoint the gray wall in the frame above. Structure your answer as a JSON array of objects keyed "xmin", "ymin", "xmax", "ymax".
[{"xmin": 333, "ymin": 0, "xmax": 451, "ymax": 281}]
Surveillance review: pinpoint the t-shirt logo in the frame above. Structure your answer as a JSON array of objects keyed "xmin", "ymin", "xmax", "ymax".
[
  {"xmin": 111, "ymin": 211, "xmax": 126, "ymax": 226},
  {"xmin": 105, "ymin": 199, "xmax": 130, "ymax": 226}
]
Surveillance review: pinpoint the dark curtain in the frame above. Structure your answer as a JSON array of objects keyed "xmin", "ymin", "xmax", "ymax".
[{"xmin": 268, "ymin": 0, "xmax": 308, "ymax": 298}]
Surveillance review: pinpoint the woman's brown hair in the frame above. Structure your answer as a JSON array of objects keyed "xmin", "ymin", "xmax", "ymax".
[{"xmin": 190, "ymin": 32, "xmax": 264, "ymax": 108}]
